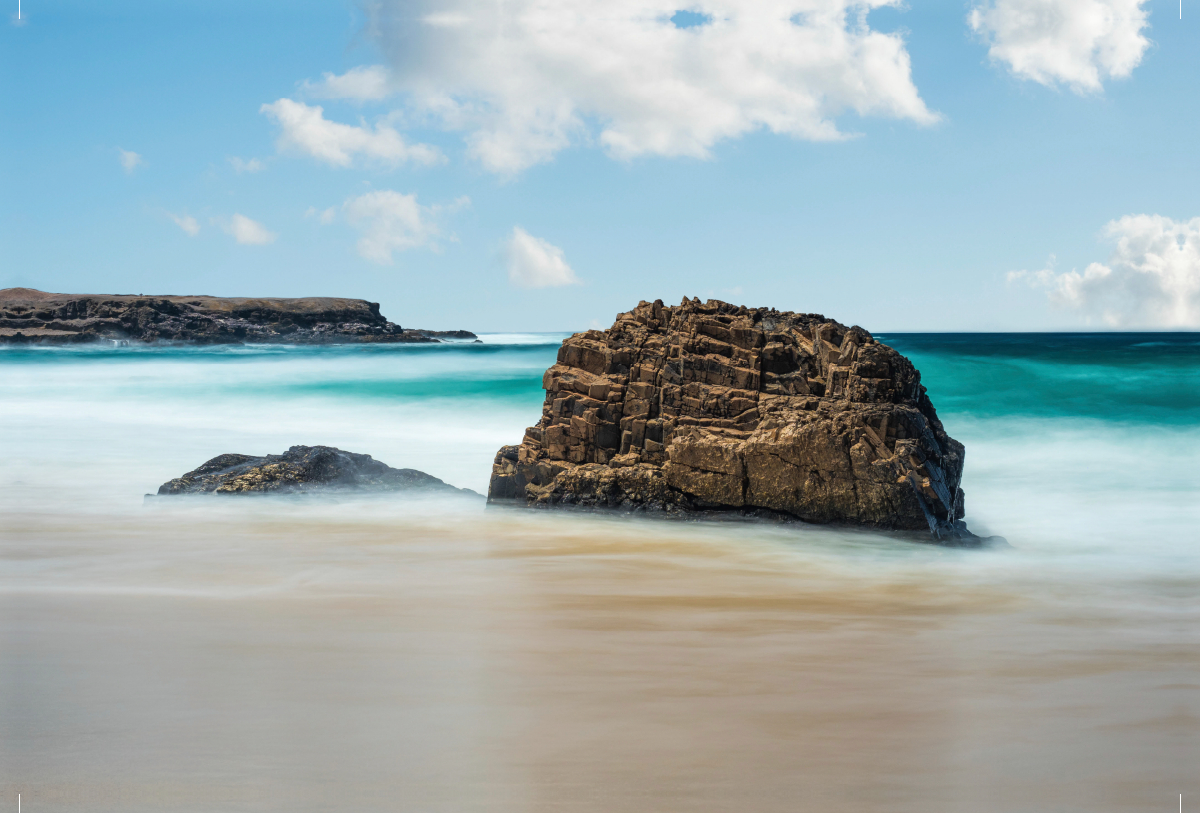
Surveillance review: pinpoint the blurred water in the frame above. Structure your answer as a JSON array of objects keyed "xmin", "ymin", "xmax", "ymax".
[{"xmin": 1, "ymin": 333, "xmax": 1197, "ymax": 812}]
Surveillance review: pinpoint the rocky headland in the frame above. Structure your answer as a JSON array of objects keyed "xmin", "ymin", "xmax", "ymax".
[
  {"xmin": 0, "ymin": 288, "xmax": 476, "ymax": 345},
  {"xmin": 488, "ymin": 297, "xmax": 984, "ymax": 543},
  {"xmin": 156, "ymin": 445, "xmax": 479, "ymax": 497}
]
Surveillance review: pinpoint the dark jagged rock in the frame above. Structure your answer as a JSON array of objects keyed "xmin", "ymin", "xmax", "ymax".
[
  {"xmin": 0, "ymin": 288, "xmax": 473, "ymax": 345},
  {"xmin": 156, "ymin": 445, "xmax": 479, "ymax": 497},
  {"xmin": 416, "ymin": 329, "xmax": 479, "ymax": 340},
  {"xmin": 488, "ymin": 297, "xmax": 989, "ymax": 545}
]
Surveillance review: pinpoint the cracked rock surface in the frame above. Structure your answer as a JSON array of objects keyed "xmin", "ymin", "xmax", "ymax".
[{"xmin": 488, "ymin": 297, "xmax": 971, "ymax": 537}]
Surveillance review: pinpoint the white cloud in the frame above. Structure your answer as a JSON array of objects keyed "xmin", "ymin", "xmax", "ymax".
[
  {"xmin": 260, "ymin": 99, "xmax": 443, "ymax": 168},
  {"xmin": 342, "ymin": 190, "xmax": 441, "ymax": 264},
  {"xmin": 118, "ymin": 149, "xmax": 143, "ymax": 173},
  {"xmin": 303, "ymin": 65, "xmax": 392, "ymax": 101},
  {"xmin": 305, "ymin": 206, "xmax": 338, "ymax": 225},
  {"xmin": 170, "ymin": 213, "xmax": 200, "ymax": 236},
  {"xmin": 1010, "ymin": 215, "xmax": 1200, "ymax": 327},
  {"xmin": 229, "ymin": 156, "xmax": 265, "ymax": 173},
  {"xmin": 362, "ymin": 0, "xmax": 938, "ymax": 173},
  {"xmin": 969, "ymin": 0, "xmax": 1150, "ymax": 92},
  {"xmin": 220, "ymin": 213, "xmax": 278, "ymax": 246},
  {"xmin": 505, "ymin": 227, "xmax": 580, "ymax": 288}
]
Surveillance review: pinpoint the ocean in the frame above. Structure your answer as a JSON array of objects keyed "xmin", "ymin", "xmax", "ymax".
[{"xmin": 1, "ymin": 333, "xmax": 1197, "ymax": 812}]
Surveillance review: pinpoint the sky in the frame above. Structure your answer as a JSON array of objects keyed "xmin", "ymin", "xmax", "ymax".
[{"xmin": 1, "ymin": 0, "xmax": 1197, "ymax": 332}]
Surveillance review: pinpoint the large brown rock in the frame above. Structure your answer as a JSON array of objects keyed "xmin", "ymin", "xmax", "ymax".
[{"xmin": 488, "ymin": 297, "xmax": 972, "ymax": 539}]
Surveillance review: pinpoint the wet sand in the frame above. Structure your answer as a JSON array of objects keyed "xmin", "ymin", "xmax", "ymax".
[{"xmin": 3, "ymin": 501, "xmax": 1195, "ymax": 812}]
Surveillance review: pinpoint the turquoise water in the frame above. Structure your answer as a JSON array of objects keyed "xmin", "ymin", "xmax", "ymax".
[
  {"xmin": 4, "ymin": 331, "xmax": 1197, "ymax": 543},
  {"xmin": 883, "ymin": 333, "xmax": 1200, "ymax": 424},
  {"xmin": 1, "ymin": 333, "xmax": 1197, "ymax": 812},
  {"xmin": 0, "ymin": 335, "xmax": 563, "ymax": 504}
]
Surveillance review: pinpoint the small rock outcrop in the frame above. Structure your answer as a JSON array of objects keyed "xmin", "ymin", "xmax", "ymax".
[
  {"xmin": 488, "ymin": 298, "xmax": 975, "ymax": 540},
  {"xmin": 415, "ymin": 329, "xmax": 479, "ymax": 341},
  {"xmin": 0, "ymin": 288, "xmax": 476, "ymax": 345},
  {"xmin": 157, "ymin": 445, "xmax": 478, "ymax": 497}
]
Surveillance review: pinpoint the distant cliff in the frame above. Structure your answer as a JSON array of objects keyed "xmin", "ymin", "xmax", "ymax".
[{"xmin": 0, "ymin": 288, "xmax": 475, "ymax": 345}]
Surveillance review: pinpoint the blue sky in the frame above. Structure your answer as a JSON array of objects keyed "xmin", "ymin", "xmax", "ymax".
[{"xmin": 2, "ymin": 0, "xmax": 1197, "ymax": 331}]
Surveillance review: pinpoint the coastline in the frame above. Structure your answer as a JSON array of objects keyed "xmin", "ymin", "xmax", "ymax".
[{"xmin": 0, "ymin": 288, "xmax": 476, "ymax": 345}]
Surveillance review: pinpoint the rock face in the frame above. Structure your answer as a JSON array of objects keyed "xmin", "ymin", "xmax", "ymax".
[
  {"xmin": 415, "ymin": 329, "xmax": 479, "ymax": 341},
  {"xmin": 0, "ymin": 288, "xmax": 476, "ymax": 345},
  {"xmin": 488, "ymin": 298, "xmax": 971, "ymax": 539},
  {"xmin": 157, "ymin": 445, "xmax": 478, "ymax": 497}
]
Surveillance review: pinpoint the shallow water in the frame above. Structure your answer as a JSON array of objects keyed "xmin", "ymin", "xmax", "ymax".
[{"xmin": 1, "ymin": 334, "xmax": 1197, "ymax": 812}]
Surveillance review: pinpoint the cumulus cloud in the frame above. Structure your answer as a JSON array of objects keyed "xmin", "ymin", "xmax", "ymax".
[
  {"xmin": 170, "ymin": 213, "xmax": 200, "ymax": 236},
  {"xmin": 342, "ymin": 190, "xmax": 445, "ymax": 264},
  {"xmin": 303, "ymin": 65, "xmax": 392, "ymax": 101},
  {"xmin": 219, "ymin": 213, "xmax": 278, "ymax": 245},
  {"xmin": 1009, "ymin": 215, "xmax": 1200, "ymax": 327},
  {"xmin": 360, "ymin": 0, "xmax": 938, "ymax": 173},
  {"xmin": 118, "ymin": 149, "xmax": 143, "ymax": 173},
  {"xmin": 260, "ymin": 99, "xmax": 443, "ymax": 168},
  {"xmin": 969, "ymin": 0, "xmax": 1150, "ymax": 92},
  {"xmin": 229, "ymin": 156, "xmax": 265, "ymax": 173},
  {"xmin": 505, "ymin": 227, "xmax": 581, "ymax": 288}
]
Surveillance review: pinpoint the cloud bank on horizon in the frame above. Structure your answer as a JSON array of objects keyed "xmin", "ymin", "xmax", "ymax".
[{"xmin": 1010, "ymin": 215, "xmax": 1200, "ymax": 328}]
